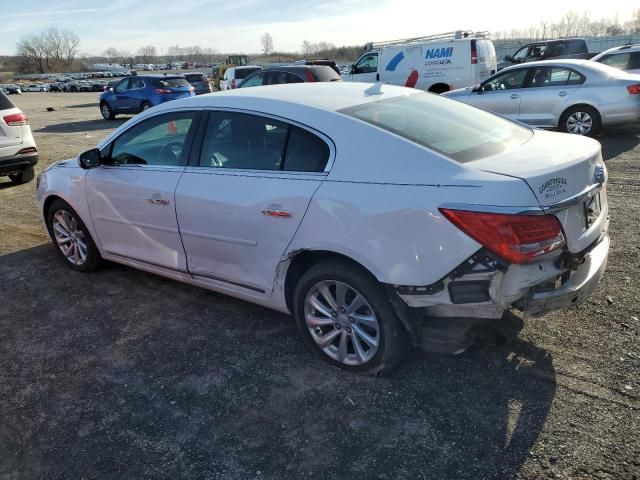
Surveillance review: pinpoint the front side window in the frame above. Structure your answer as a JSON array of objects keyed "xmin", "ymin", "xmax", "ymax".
[
  {"xmin": 511, "ymin": 47, "xmax": 528, "ymax": 62},
  {"xmin": 114, "ymin": 78, "xmax": 129, "ymax": 92},
  {"xmin": 108, "ymin": 112, "xmax": 196, "ymax": 166},
  {"xmin": 355, "ymin": 53, "xmax": 378, "ymax": 74},
  {"xmin": 598, "ymin": 53, "xmax": 631, "ymax": 70},
  {"xmin": 482, "ymin": 69, "xmax": 528, "ymax": 91},
  {"xmin": 340, "ymin": 93, "xmax": 532, "ymax": 163},
  {"xmin": 199, "ymin": 112, "xmax": 288, "ymax": 170}
]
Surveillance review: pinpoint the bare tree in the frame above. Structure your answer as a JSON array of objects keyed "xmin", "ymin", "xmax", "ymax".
[
  {"xmin": 261, "ymin": 33, "xmax": 274, "ymax": 55},
  {"xmin": 137, "ymin": 45, "xmax": 157, "ymax": 63},
  {"xmin": 103, "ymin": 47, "xmax": 121, "ymax": 63},
  {"xmin": 16, "ymin": 34, "xmax": 48, "ymax": 73},
  {"xmin": 59, "ymin": 28, "xmax": 80, "ymax": 70},
  {"xmin": 301, "ymin": 40, "xmax": 313, "ymax": 56}
]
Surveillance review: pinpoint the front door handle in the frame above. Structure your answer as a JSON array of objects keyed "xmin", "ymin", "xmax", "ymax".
[
  {"xmin": 261, "ymin": 209, "xmax": 291, "ymax": 218},
  {"xmin": 510, "ymin": 93, "xmax": 520, "ymax": 99},
  {"xmin": 558, "ymin": 91, "xmax": 569, "ymax": 97}
]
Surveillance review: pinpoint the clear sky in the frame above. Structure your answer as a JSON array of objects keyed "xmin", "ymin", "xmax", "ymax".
[{"xmin": 0, "ymin": 0, "xmax": 636, "ymax": 56}]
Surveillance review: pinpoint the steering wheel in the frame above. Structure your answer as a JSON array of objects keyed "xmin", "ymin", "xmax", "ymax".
[{"xmin": 158, "ymin": 142, "xmax": 183, "ymax": 165}]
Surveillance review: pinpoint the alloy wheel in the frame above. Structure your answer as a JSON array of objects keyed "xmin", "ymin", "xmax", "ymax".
[
  {"xmin": 52, "ymin": 210, "xmax": 87, "ymax": 266},
  {"xmin": 101, "ymin": 104, "xmax": 111, "ymax": 119},
  {"xmin": 304, "ymin": 280, "xmax": 380, "ymax": 365},
  {"xmin": 566, "ymin": 111, "xmax": 593, "ymax": 135}
]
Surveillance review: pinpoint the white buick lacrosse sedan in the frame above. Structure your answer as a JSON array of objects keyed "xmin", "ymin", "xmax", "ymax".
[{"xmin": 37, "ymin": 82, "xmax": 609, "ymax": 374}]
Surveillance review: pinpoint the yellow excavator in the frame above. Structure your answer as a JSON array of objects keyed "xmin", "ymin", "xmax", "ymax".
[{"xmin": 211, "ymin": 55, "xmax": 248, "ymax": 90}]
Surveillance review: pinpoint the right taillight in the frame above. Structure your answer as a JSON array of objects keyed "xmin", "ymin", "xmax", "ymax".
[
  {"xmin": 627, "ymin": 84, "xmax": 640, "ymax": 95},
  {"xmin": 155, "ymin": 88, "xmax": 171, "ymax": 94},
  {"xmin": 439, "ymin": 208, "xmax": 566, "ymax": 264},
  {"xmin": 3, "ymin": 112, "xmax": 28, "ymax": 126}
]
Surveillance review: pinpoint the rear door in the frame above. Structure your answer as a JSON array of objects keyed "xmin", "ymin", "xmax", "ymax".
[
  {"xmin": 86, "ymin": 111, "xmax": 199, "ymax": 270},
  {"xmin": 469, "ymin": 67, "xmax": 529, "ymax": 120},
  {"xmin": 518, "ymin": 66, "xmax": 585, "ymax": 127},
  {"xmin": 175, "ymin": 110, "xmax": 331, "ymax": 295},
  {"xmin": 0, "ymin": 93, "xmax": 23, "ymax": 149}
]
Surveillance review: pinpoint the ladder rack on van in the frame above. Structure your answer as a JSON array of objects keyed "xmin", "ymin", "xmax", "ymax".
[{"xmin": 364, "ymin": 30, "xmax": 491, "ymax": 51}]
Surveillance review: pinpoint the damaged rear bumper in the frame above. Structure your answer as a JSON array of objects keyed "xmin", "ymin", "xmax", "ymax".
[
  {"xmin": 517, "ymin": 234, "xmax": 609, "ymax": 316},
  {"xmin": 394, "ymin": 235, "xmax": 609, "ymax": 321}
]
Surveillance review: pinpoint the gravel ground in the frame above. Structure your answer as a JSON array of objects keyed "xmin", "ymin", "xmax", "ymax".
[{"xmin": 0, "ymin": 92, "xmax": 639, "ymax": 480}]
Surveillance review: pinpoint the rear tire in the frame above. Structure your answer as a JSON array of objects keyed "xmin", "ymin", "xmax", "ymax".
[
  {"xmin": 293, "ymin": 260, "xmax": 410, "ymax": 375},
  {"xmin": 46, "ymin": 199, "xmax": 103, "ymax": 273},
  {"xmin": 559, "ymin": 105, "xmax": 601, "ymax": 137},
  {"xmin": 9, "ymin": 166, "xmax": 34, "ymax": 184}
]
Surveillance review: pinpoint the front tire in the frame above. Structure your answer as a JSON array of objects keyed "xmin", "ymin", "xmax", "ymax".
[
  {"xmin": 46, "ymin": 199, "xmax": 102, "ymax": 272},
  {"xmin": 293, "ymin": 260, "xmax": 409, "ymax": 375},
  {"xmin": 559, "ymin": 105, "xmax": 601, "ymax": 136},
  {"xmin": 140, "ymin": 101, "xmax": 152, "ymax": 112},
  {"xmin": 100, "ymin": 102, "xmax": 115, "ymax": 120},
  {"xmin": 9, "ymin": 166, "xmax": 34, "ymax": 184}
]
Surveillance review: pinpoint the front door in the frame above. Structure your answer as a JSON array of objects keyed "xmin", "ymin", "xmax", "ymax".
[
  {"xmin": 86, "ymin": 111, "xmax": 199, "ymax": 270},
  {"xmin": 518, "ymin": 66, "xmax": 585, "ymax": 127},
  {"xmin": 347, "ymin": 52, "xmax": 379, "ymax": 83},
  {"xmin": 175, "ymin": 111, "xmax": 331, "ymax": 294},
  {"xmin": 470, "ymin": 67, "xmax": 529, "ymax": 120}
]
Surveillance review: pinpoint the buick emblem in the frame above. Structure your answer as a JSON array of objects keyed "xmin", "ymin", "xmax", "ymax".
[{"xmin": 594, "ymin": 165, "xmax": 605, "ymax": 186}]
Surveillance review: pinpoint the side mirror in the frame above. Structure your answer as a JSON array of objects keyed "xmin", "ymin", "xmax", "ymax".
[
  {"xmin": 350, "ymin": 65, "xmax": 357, "ymax": 74},
  {"xmin": 472, "ymin": 85, "xmax": 482, "ymax": 93},
  {"xmin": 79, "ymin": 148, "xmax": 102, "ymax": 169}
]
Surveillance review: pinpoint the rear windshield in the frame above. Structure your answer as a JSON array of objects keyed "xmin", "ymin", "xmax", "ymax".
[
  {"xmin": 0, "ymin": 91, "xmax": 15, "ymax": 110},
  {"xmin": 235, "ymin": 68, "xmax": 261, "ymax": 79},
  {"xmin": 185, "ymin": 74, "xmax": 206, "ymax": 82},
  {"xmin": 153, "ymin": 77, "xmax": 190, "ymax": 88},
  {"xmin": 311, "ymin": 67, "xmax": 342, "ymax": 82},
  {"xmin": 340, "ymin": 93, "xmax": 532, "ymax": 163}
]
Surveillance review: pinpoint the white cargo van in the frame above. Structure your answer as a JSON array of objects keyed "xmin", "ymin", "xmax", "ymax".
[{"xmin": 344, "ymin": 30, "xmax": 497, "ymax": 93}]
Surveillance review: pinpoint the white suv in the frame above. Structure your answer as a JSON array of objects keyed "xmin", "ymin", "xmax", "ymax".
[
  {"xmin": 0, "ymin": 91, "xmax": 38, "ymax": 184},
  {"xmin": 592, "ymin": 44, "xmax": 640, "ymax": 74}
]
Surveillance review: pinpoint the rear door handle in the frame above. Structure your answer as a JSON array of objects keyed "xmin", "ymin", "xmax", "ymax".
[
  {"xmin": 510, "ymin": 93, "xmax": 520, "ymax": 99},
  {"xmin": 147, "ymin": 194, "xmax": 169, "ymax": 206},
  {"xmin": 558, "ymin": 91, "xmax": 569, "ymax": 97}
]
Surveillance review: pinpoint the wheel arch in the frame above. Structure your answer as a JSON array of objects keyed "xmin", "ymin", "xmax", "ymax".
[
  {"xmin": 558, "ymin": 102, "xmax": 601, "ymax": 127},
  {"xmin": 283, "ymin": 249, "xmax": 380, "ymax": 313}
]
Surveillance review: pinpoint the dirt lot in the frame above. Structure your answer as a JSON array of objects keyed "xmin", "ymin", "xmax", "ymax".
[{"xmin": 0, "ymin": 92, "xmax": 639, "ymax": 479}]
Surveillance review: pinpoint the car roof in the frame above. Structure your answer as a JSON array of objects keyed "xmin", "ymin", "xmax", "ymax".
[
  {"xmin": 163, "ymin": 82, "xmax": 412, "ymax": 112},
  {"xmin": 234, "ymin": 65, "xmax": 262, "ymax": 70},
  {"xmin": 259, "ymin": 65, "xmax": 334, "ymax": 72},
  {"xmin": 598, "ymin": 44, "xmax": 640, "ymax": 55}
]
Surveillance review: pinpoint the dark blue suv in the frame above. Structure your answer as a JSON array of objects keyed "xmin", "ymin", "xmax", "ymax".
[{"xmin": 99, "ymin": 75, "xmax": 194, "ymax": 119}]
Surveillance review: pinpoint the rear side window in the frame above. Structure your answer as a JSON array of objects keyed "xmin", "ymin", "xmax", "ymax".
[
  {"xmin": 235, "ymin": 68, "xmax": 261, "ymax": 80},
  {"xmin": 265, "ymin": 71, "xmax": 303, "ymax": 85},
  {"xmin": 340, "ymin": 93, "xmax": 532, "ymax": 163},
  {"xmin": 310, "ymin": 67, "xmax": 341, "ymax": 82},
  {"xmin": 284, "ymin": 127, "xmax": 329, "ymax": 172},
  {"xmin": 199, "ymin": 112, "xmax": 288, "ymax": 170},
  {"xmin": 185, "ymin": 74, "xmax": 206, "ymax": 83},
  {"xmin": 154, "ymin": 77, "xmax": 190, "ymax": 88},
  {"xmin": 0, "ymin": 91, "xmax": 15, "ymax": 110}
]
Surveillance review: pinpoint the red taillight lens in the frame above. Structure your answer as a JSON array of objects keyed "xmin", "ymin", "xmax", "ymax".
[
  {"xmin": 439, "ymin": 209, "xmax": 566, "ymax": 264},
  {"xmin": 471, "ymin": 47, "xmax": 478, "ymax": 64},
  {"xmin": 155, "ymin": 88, "xmax": 171, "ymax": 94},
  {"xmin": 17, "ymin": 146, "xmax": 37, "ymax": 155},
  {"xmin": 3, "ymin": 112, "xmax": 28, "ymax": 126},
  {"xmin": 627, "ymin": 84, "xmax": 640, "ymax": 95},
  {"xmin": 305, "ymin": 71, "xmax": 316, "ymax": 82}
]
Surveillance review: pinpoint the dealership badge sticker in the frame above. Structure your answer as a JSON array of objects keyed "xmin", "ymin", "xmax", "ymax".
[{"xmin": 539, "ymin": 177, "xmax": 568, "ymax": 200}]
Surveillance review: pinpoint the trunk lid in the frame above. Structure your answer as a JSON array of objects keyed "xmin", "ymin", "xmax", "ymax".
[{"xmin": 468, "ymin": 130, "xmax": 607, "ymax": 253}]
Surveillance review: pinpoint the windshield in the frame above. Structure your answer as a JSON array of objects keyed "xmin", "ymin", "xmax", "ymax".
[{"xmin": 340, "ymin": 93, "xmax": 532, "ymax": 163}]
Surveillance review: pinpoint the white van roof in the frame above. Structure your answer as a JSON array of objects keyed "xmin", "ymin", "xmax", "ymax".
[{"xmin": 365, "ymin": 30, "xmax": 491, "ymax": 51}]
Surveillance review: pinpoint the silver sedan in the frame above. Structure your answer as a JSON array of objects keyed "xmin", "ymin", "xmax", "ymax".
[{"xmin": 444, "ymin": 59, "xmax": 640, "ymax": 136}]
